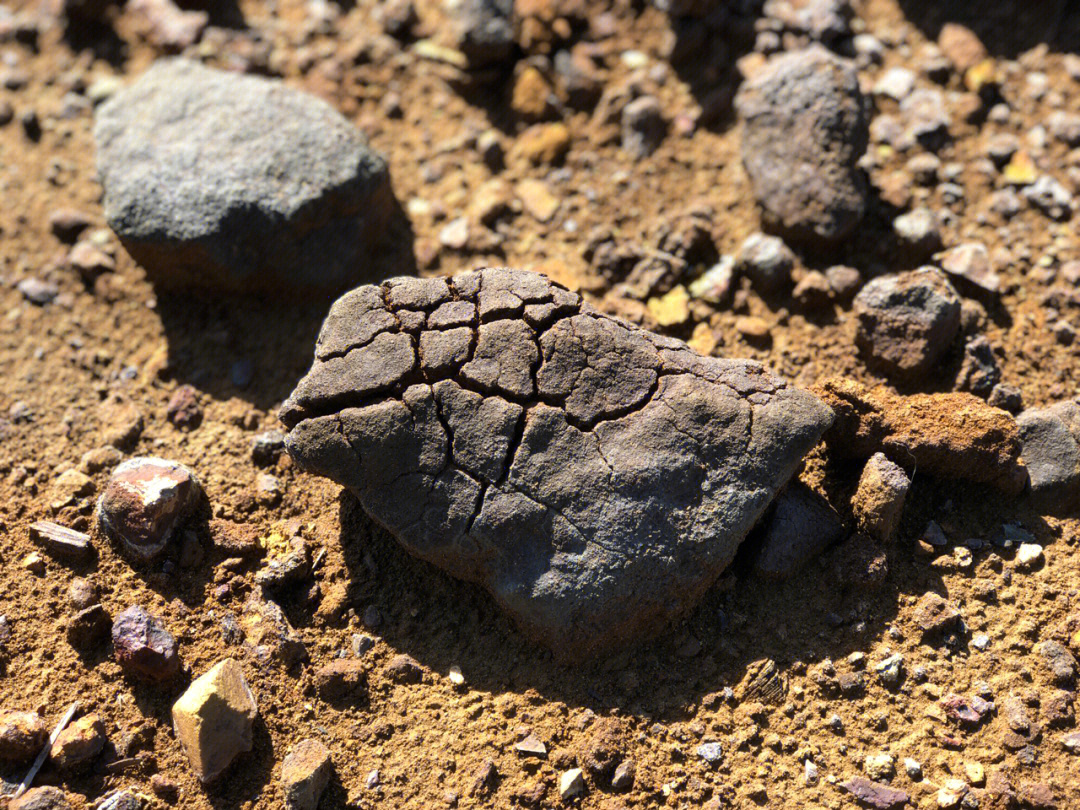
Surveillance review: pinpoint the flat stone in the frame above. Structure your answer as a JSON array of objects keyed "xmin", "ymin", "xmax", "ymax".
[
  {"xmin": 281, "ymin": 738, "xmax": 332, "ymax": 810},
  {"xmin": 281, "ymin": 268, "xmax": 833, "ymax": 659},
  {"xmin": 815, "ymin": 378, "xmax": 1028, "ymax": 494},
  {"xmin": 559, "ymin": 768, "xmax": 585, "ymax": 800},
  {"xmin": 172, "ymin": 658, "xmax": 257, "ymax": 783},
  {"xmin": 94, "ymin": 58, "xmax": 392, "ymax": 295},
  {"xmin": 28, "ymin": 521, "xmax": 92, "ymax": 562},
  {"xmin": 840, "ymin": 776, "xmax": 910, "ymax": 809},
  {"xmin": 735, "ymin": 45, "xmax": 868, "ymax": 246},
  {"xmin": 514, "ymin": 734, "xmax": 547, "ymax": 758},
  {"xmin": 10, "ymin": 787, "xmax": 74, "ymax": 810},
  {"xmin": 97, "ymin": 457, "xmax": 201, "ymax": 562},
  {"xmin": 50, "ymin": 713, "xmax": 106, "ymax": 771}
]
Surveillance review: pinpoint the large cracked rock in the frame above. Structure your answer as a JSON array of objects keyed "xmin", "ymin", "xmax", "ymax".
[
  {"xmin": 281, "ymin": 268, "xmax": 832, "ymax": 658},
  {"xmin": 93, "ymin": 58, "xmax": 393, "ymax": 295}
]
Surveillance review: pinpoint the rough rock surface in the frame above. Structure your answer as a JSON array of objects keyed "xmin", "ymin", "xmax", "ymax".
[
  {"xmin": 282, "ymin": 268, "xmax": 833, "ymax": 658},
  {"xmin": 852, "ymin": 452, "xmax": 910, "ymax": 542},
  {"xmin": 1016, "ymin": 399, "xmax": 1080, "ymax": 510},
  {"xmin": 735, "ymin": 45, "xmax": 868, "ymax": 246},
  {"xmin": 172, "ymin": 658, "xmax": 257, "ymax": 783},
  {"xmin": 93, "ymin": 58, "xmax": 392, "ymax": 295},
  {"xmin": 97, "ymin": 457, "xmax": 201, "ymax": 562},
  {"xmin": 10, "ymin": 787, "xmax": 74, "ymax": 810},
  {"xmin": 815, "ymin": 378, "xmax": 1028, "ymax": 494},
  {"xmin": 111, "ymin": 605, "xmax": 179, "ymax": 681},
  {"xmin": 281, "ymin": 738, "xmax": 333, "ymax": 810},
  {"xmin": 852, "ymin": 267, "xmax": 962, "ymax": 381},
  {"xmin": 0, "ymin": 709, "xmax": 48, "ymax": 762}
]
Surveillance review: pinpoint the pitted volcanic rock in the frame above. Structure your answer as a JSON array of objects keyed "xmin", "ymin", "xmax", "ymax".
[{"xmin": 281, "ymin": 268, "xmax": 833, "ymax": 658}]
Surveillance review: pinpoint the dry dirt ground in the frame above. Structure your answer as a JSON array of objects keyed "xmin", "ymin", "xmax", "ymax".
[{"xmin": 1, "ymin": 0, "xmax": 1080, "ymax": 808}]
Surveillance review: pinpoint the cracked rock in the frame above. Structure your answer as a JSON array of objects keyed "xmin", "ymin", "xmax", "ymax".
[
  {"xmin": 735, "ymin": 45, "xmax": 868, "ymax": 247},
  {"xmin": 281, "ymin": 267, "xmax": 832, "ymax": 659},
  {"xmin": 93, "ymin": 59, "xmax": 392, "ymax": 295}
]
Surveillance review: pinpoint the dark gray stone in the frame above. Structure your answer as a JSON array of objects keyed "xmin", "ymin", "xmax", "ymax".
[
  {"xmin": 752, "ymin": 483, "xmax": 845, "ymax": 579},
  {"xmin": 735, "ymin": 45, "xmax": 868, "ymax": 247},
  {"xmin": 94, "ymin": 58, "xmax": 392, "ymax": 295},
  {"xmin": 282, "ymin": 268, "xmax": 833, "ymax": 659},
  {"xmin": 1017, "ymin": 399, "xmax": 1080, "ymax": 510},
  {"xmin": 853, "ymin": 267, "xmax": 961, "ymax": 381},
  {"xmin": 446, "ymin": 0, "xmax": 513, "ymax": 67}
]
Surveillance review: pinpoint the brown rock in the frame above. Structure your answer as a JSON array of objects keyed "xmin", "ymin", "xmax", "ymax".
[
  {"xmin": 314, "ymin": 659, "xmax": 367, "ymax": 701},
  {"xmin": 50, "ymin": 713, "xmax": 106, "ymax": 771},
  {"xmin": 172, "ymin": 658, "xmax": 257, "ymax": 782},
  {"xmin": 29, "ymin": 520, "xmax": 92, "ymax": 563},
  {"xmin": 385, "ymin": 654, "xmax": 424, "ymax": 684},
  {"xmin": 814, "ymin": 378, "xmax": 1028, "ymax": 494},
  {"xmin": 912, "ymin": 591, "xmax": 960, "ymax": 635},
  {"xmin": 11, "ymin": 787, "xmax": 74, "ymax": 810},
  {"xmin": 576, "ymin": 717, "xmax": 627, "ymax": 786},
  {"xmin": 511, "ymin": 65, "xmax": 554, "ymax": 121},
  {"xmin": 282, "ymin": 738, "xmax": 332, "ymax": 810},
  {"xmin": 97, "ymin": 457, "xmax": 202, "ymax": 561},
  {"xmin": 938, "ymin": 23, "xmax": 988, "ymax": 73},
  {"xmin": 851, "ymin": 452, "xmax": 910, "ymax": 542},
  {"xmin": 0, "ymin": 710, "xmax": 48, "ymax": 763},
  {"xmin": 165, "ymin": 384, "xmax": 203, "ymax": 430},
  {"xmin": 511, "ymin": 122, "xmax": 570, "ymax": 166}
]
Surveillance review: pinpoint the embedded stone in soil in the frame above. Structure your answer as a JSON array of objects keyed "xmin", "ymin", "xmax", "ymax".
[
  {"xmin": 281, "ymin": 267, "xmax": 833, "ymax": 659},
  {"xmin": 93, "ymin": 58, "xmax": 393, "ymax": 295},
  {"xmin": 96, "ymin": 457, "xmax": 201, "ymax": 562}
]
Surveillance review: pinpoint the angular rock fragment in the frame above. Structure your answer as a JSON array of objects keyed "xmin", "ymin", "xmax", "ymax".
[
  {"xmin": 93, "ymin": 59, "xmax": 392, "ymax": 295},
  {"xmin": 97, "ymin": 457, "xmax": 201, "ymax": 561},
  {"xmin": 111, "ymin": 605, "xmax": 179, "ymax": 681},
  {"xmin": 28, "ymin": 521, "xmax": 92, "ymax": 563},
  {"xmin": 240, "ymin": 597, "xmax": 308, "ymax": 667},
  {"xmin": 1016, "ymin": 399, "xmax": 1080, "ymax": 510},
  {"xmin": 912, "ymin": 591, "xmax": 960, "ymax": 636},
  {"xmin": 50, "ymin": 713, "xmax": 106, "ymax": 771},
  {"xmin": 11, "ymin": 787, "xmax": 74, "ymax": 810},
  {"xmin": 446, "ymin": 0, "xmax": 514, "ymax": 67},
  {"xmin": 314, "ymin": 659, "xmax": 366, "ymax": 702},
  {"xmin": 815, "ymin": 379, "xmax": 1027, "ymax": 494},
  {"xmin": 735, "ymin": 45, "xmax": 868, "ymax": 246},
  {"xmin": 172, "ymin": 658, "xmax": 257, "ymax": 783},
  {"xmin": 282, "ymin": 738, "xmax": 333, "ymax": 810},
  {"xmin": 852, "ymin": 452, "xmax": 910, "ymax": 542},
  {"xmin": 839, "ymin": 776, "xmax": 909, "ymax": 810},
  {"xmin": 852, "ymin": 267, "xmax": 961, "ymax": 381},
  {"xmin": 752, "ymin": 483, "xmax": 845, "ymax": 579},
  {"xmin": 282, "ymin": 268, "xmax": 833, "ymax": 659}
]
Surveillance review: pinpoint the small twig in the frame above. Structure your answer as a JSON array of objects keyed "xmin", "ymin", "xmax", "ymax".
[{"xmin": 13, "ymin": 701, "xmax": 79, "ymax": 799}]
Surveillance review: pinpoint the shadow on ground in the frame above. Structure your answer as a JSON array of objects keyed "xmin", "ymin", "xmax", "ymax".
[
  {"xmin": 153, "ymin": 197, "xmax": 417, "ymax": 411},
  {"xmin": 895, "ymin": 0, "xmax": 1080, "ymax": 57},
  {"xmin": 328, "ymin": 470, "xmax": 1055, "ymax": 721}
]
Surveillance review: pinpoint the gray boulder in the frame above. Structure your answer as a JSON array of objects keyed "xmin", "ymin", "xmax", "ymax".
[
  {"xmin": 281, "ymin": 268, "xmax": 833, "ymax": 659},
  {"xmin": 93, "ymin": 58, "xmax": 393, "ymax": 295},
  {"xmin": 735, "ymin": 45, "xmax": 868, "ymax": 247}
]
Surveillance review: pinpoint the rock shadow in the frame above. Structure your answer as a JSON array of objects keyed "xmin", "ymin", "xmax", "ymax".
[
  {"xmin": 152, "ymin": 197, "xmax": 416, "ymax": 411},
  {"xmin": 895, "ymin": 0, "xmax": 1080, "ymax": 57},
  {"xmin": 328, "ymin": 469, "xmax": 1055, "ymax": 723}
]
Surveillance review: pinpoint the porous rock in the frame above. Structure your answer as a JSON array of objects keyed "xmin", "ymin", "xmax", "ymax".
[
  {"xmin": 735, "ymin": 45, "xmax": 868, "ymax": 246},
  {"xmin": 172, "ymin": 658, "xmax": 257, "ymax": 783},
  {"xmin": 281, "ymin": 267, "xmax": 833, "ymax": 659},
  {"xmin": 94, "ymin": 58, "xmax": 392, "ymax": 295},
  {"xmin": 852, "ymin": 266, "xmax": 961, "ymax": 381},
  {"xmin": 814, "ymin": 378, "xmax": 1027, "ymax": 494},
  {"xmin": 97, "ymin": 457, "xmax": 201, "ymax": 562}
]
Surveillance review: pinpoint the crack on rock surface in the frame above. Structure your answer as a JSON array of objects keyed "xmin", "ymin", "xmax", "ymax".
[{"xmin": 282, "ymin": 268, "xmax": 834, "ymax": 658}]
